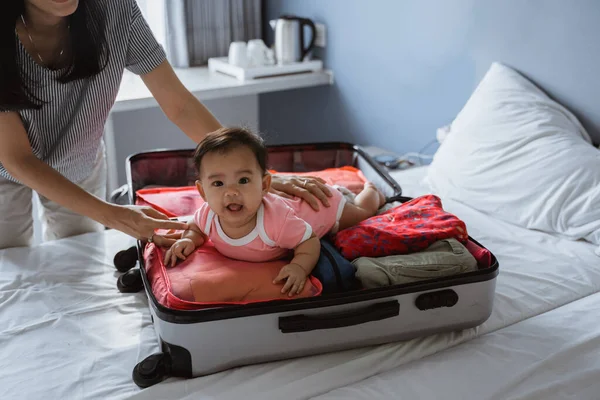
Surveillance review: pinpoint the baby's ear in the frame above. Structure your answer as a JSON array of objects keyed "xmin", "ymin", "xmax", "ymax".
[
  {"xmin": 262, "ymin": 173, "xmax": 272, "ymax": 194},
  {"xmin": 195, "ymin": 180, "xmax": 206, "ymax": 200}
]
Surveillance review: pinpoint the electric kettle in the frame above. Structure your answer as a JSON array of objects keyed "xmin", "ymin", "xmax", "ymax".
[{"xmin": 269, "ymin": 15, "xmax": 316, "ymax": 64}]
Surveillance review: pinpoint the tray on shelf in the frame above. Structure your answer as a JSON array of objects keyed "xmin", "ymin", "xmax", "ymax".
[{"xmin": 208, "ymin": 57, "xmax": 323, "ymax": 81}]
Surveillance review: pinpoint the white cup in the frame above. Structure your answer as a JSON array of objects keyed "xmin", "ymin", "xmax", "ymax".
[
  {"xmin": 247, "ymin": 39, "xmax": 272, "ymax": 67},
  {"xmin": 228, "ymin": 41, "xmax": 248, "ymax": 67}
]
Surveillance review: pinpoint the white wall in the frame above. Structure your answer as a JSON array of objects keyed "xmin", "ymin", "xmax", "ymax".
[{"xmin": 262, "ymin": 0, "xmax": 600, "ymax": 151}]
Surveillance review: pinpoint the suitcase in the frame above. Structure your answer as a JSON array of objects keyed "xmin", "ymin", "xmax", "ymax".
[{"xmin": 111, "ymin": 142, "xmax": 499, "ymax": 388}]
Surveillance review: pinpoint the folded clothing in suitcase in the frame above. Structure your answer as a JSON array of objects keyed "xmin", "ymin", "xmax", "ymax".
[{"xmin": 334, "ymin": 194, "xmax": 469, "ymax": 259}]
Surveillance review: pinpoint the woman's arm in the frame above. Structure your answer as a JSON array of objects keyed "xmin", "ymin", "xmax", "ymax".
[
  {"xmin": 140, "ymin": 60, "xmax": 333, "ymax": 210},
  {"xmin": 141, "ymin": 60, "xmax": 222, "ymax": 142},
  {"xmin": 0, "ymin": 112, "xmax": 187, "ymax": 240}
]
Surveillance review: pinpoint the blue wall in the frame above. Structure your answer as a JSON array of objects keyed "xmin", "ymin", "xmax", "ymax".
[{"xmin": 259, "ymin": 0, "xmax": 600, "ymax": 152}]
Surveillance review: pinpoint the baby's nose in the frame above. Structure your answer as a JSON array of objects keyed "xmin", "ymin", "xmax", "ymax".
[{"xmin": 224, "ymin": 187, "xmax": 240, "ymax": 197}]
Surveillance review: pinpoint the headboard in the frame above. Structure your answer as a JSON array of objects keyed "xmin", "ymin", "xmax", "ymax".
[{"xmin": 466, "ymin": 0, "xmax": 600, "ymax": 145}]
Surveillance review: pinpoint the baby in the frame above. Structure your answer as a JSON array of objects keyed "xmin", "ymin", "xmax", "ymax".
[{"xmin": 164, "ymin": 127, "xmax": 385, "ymax": 296}]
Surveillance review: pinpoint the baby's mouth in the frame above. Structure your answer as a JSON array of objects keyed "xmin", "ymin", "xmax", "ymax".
[{"xmin": 226, "ymin": 203, "xmax": 243, "ymax": 212}]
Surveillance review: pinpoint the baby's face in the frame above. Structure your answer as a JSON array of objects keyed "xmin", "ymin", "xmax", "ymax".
[{"xmin": 197, "ymin": 146, "xmax": 269, "ymax": 228}]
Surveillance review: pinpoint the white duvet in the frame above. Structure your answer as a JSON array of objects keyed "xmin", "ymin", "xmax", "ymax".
[{"xmin": 1, "ymin": 167, "xmax": 599, "ymax": 400}]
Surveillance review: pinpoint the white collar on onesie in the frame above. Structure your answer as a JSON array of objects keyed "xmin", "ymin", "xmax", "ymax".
[{"xmin": 204, "ymin": 203, "xmax": 277, "ymax": 247}]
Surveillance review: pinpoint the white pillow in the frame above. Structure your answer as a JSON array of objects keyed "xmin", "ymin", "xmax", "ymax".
[{"xmin": 427, "ymin": 62, "xmax": 600, "ymax": 248}]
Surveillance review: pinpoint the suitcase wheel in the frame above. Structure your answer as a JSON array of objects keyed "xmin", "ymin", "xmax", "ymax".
[
  {"xmin": 117, "ymin": 268, "xmax": 144, "ymax": 293},
  {"xmin": 113, "ymin": 246, "xmax": 138, "ymax": 272},
  {"xmin": 133, "ymin": 352, "xmax": 171, "ymax": 388}
]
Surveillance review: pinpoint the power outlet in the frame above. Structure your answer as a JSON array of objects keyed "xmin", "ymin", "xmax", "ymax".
[{"xmin": 314, "ymin": 23, "xmax": 326, "ymax": 47}]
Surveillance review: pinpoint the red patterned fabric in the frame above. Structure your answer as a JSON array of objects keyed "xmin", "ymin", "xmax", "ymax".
[{"xmin": 333, "ymin": 195, "xmax": 469, "ymax": 260}]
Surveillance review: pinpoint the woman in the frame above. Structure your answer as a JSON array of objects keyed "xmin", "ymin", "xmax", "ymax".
[{"xmin": 0, "ymin": 0, "xmax": 332, "ymax": 249}]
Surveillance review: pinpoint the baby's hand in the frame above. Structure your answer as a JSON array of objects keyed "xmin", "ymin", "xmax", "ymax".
[
  {"xmin": 164, "ymin": 238, "xmax": 196, "ymax": 267},
  {"xmin": 273, "ymin": 263, "xmax": 308, "ymax": 297}
]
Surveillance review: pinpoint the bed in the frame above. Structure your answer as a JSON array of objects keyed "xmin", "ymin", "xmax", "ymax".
[{"xmin": 2, "ymin": 154, "xmax": 599, "ymax": 400}]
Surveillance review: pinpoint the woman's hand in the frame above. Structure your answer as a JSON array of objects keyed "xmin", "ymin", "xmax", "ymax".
[
  {"xmin": 269, "ymin": 174, "xmax": 333, "ymax": 211},
  {"xmin": 104, "ymin": 204, "xmax": 188, "ymax": 242},
  {"xmin": 151, "ymin": 231, "xmax": 183, "ymax": 248}
]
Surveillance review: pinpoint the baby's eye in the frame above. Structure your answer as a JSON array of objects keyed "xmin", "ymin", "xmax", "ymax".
[
  {"xmin": 212, "ymin": 181, "xmax": 223, "ymax": 187},
  {"xmin": 239, "ymin": 177, "xmax": 250, "ymax": 184}
]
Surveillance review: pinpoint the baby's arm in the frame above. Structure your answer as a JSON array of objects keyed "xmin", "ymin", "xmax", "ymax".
[
  {"xmin": 180, "ymin": 221, "xmax": 206, "ymax": 246},
  {"xmin": 164, "ymin": 221, "xmax": 206, "ymax": 267},
  {"xmin": 273, "ymin": 234, "xmax": 321, "ymax": 296},
  {"xmin": 289, "ymin": 235, "xmax": 321, "ymax": 275}
]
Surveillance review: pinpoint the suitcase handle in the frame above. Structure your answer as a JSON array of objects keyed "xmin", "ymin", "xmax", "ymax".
[{"xmin": 278, "ymin": 300, "xmax": 399, "ymax": 333}]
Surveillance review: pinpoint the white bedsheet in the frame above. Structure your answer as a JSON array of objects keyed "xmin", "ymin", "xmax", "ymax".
[
  {"xmin": 0, "ymin": 232, "xmax": 147, "ymax": 400},
  {"xmin": 314, "ymin": 290, "xmax": 600, "ymax": 400},
  {"xmin": 1, "ymin": 166, "xmax": 599, "ymax": 400}
]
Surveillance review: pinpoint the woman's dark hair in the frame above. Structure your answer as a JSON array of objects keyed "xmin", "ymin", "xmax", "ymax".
[
  {"xmin": 0, "ymin": 0, "xmax": 109, "ymax": 111},
  {"xmin": 193, "ymin": 127, "xmax": 268, "ymax": 176}
]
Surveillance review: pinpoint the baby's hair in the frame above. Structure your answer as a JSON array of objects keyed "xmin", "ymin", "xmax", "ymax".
[{"xmin": 193, "ymin": 127, "xmax": 268, "ymax": 175}]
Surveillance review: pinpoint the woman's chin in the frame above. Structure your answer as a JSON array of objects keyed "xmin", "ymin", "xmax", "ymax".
[{"xmin": 43, "ymin": 0, "xmax": 80, "ymax": 17}]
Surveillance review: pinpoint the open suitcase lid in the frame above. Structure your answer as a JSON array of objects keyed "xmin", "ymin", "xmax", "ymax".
[{"xmin": 124, "ymin": 142, "xmax": 403, "ymax": 203}]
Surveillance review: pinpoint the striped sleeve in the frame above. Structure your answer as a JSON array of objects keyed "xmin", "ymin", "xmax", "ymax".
[{"xmin": 125, "ymin": 0, "xmax": 167, "ymax": 75}]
